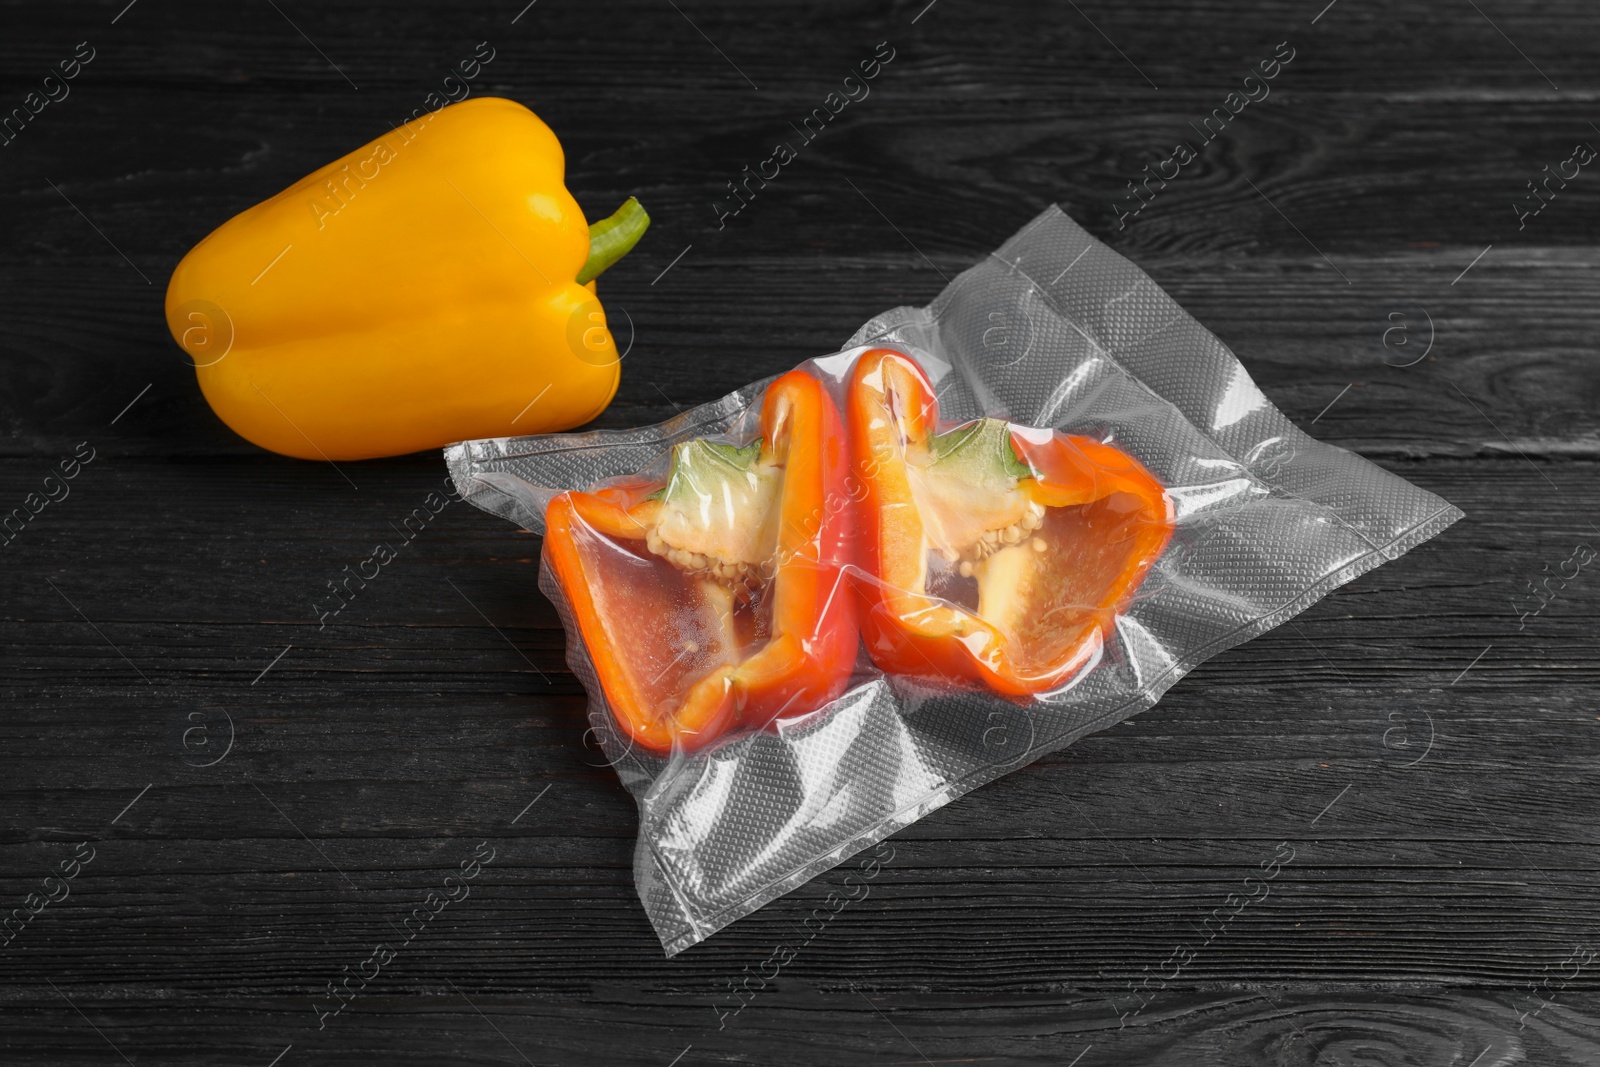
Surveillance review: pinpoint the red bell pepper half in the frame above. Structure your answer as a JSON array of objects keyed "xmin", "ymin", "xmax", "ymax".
[
  {"xmin": 847, "ymin": 348, "xmax": 1175, "ymax": 695},
  {"xmin": 544, "ymin": 369, "xmax": 856, "ymax": 753}
]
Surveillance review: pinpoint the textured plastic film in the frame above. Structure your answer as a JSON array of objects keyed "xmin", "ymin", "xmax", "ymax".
[{"xmin": 445, "ymin": 206, "xmax": 1462, "ymax": 956}]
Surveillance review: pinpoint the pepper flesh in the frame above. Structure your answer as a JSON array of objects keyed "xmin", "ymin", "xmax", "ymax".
[
  {"xmin": 544, "ymin": 369, "xmax": 856, "ymax": 754},
  {"xmin": 165, "ymin": 97, "xmax": 649, "ymax": 461},
  {"xmin": 848, "ymin": 348, "xmax": 1174, "ymax": 695}
]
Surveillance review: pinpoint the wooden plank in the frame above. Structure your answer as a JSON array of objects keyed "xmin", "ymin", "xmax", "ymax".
[{"xmin": 1, "ymin": 989, "xmax": 1597, "ymax": 1065}]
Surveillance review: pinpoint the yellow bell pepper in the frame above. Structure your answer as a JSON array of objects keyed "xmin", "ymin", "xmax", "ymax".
[{"xmin": 164, "ymin": 96, "xmax": 650, "ymax": 460}]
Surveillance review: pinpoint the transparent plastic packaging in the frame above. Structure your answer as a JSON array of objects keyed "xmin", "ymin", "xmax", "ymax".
[{"xmin": 446, "ymin": 206, "xmax": 1462, "ymax": 955}]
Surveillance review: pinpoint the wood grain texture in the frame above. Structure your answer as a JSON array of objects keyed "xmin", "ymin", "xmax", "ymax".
[{"xmin": 2, "ymin": 0, "xmax": 1597, "ymax": 1063}]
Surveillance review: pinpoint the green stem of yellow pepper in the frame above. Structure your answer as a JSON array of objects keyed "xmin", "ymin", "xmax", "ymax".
[{"xmin": 578, "ymin": 197, "xmax": 651, "ymax": 283}]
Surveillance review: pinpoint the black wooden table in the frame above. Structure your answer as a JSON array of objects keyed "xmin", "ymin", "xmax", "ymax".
[{"xmin": 4, "ymin": 1, "xmax": 1597, "ymax": 1064}]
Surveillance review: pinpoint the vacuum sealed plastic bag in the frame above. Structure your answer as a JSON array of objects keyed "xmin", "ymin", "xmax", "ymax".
[{"xmin": 445, "ymin": 205, "xmax": 1462, "ymax": 955}]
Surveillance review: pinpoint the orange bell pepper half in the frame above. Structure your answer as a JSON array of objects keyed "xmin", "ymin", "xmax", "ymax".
[
  {"xmin": 544, "ymin": 369, "xmax": 856, "ymax": 754},
  {"xmin": 847, "ymin": 348, "xmax": 1175, "ymax": 696}
]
